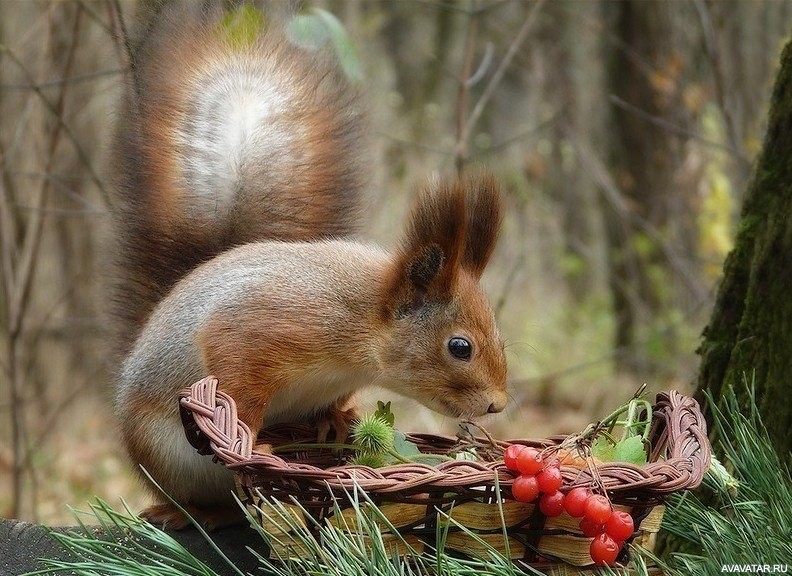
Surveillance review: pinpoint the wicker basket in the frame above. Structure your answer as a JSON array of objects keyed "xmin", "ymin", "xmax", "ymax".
[{"xmin": 179, "ymin": 376, "xmax": 711, "ymax": 572}]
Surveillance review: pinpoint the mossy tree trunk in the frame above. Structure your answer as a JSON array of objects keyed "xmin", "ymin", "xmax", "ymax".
[{"xmin": 695, "ymin": 39, "xmax": 792, "ymax": 459}]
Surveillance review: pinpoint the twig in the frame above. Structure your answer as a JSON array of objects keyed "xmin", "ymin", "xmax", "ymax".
[
  {"xmin": 106, "ymin": 0, "xmax": 136, "ymax": 89},
  {"xmin": 494, "ymin": 251, "xmax": 525, "ymax": 320},
  {"xmin": 0, "ymin": 142, "xmax": 18, "ymax": 299},
  {"xmin": 466, "ymin": 42, "xmax": 494, "ymax": 88},
  {"xmin": 0, "ymin": 67, "xmax": 124, "ymax": 90},
  {"xmin": 76, "ymin": 0, "xmax": 115, "ymax": 35},
  {"xmin": 0, "ymin": 151, "xmax": 27, "ymax": 520},
  {"xmin": 693, "ymin": 0, "xmax": 752, "ymax": 174},
  {"xmin": 454, "ymin": 0, "xmax": 481, "ymax": 173},
  {"xmin": 608, "ymin": 94, "xmax": 742, "ymax": 158},
  {"xmin": 474, "ymin": 108, "xmax": 563, "ymax": 159},
  {"xmin": 458, "ymin": 0, "xmax": 545, "ymax": 158},
  {"xmin": 0, "ymin": 44, "xmax": 109, "ymax": 205},
  {"xmin": 11, "ymin": 6, "xmax": 83, "ymax": 332},
  {"xmin": 452, "ymin": 420, "xmax": 503, "ymax": 461}
]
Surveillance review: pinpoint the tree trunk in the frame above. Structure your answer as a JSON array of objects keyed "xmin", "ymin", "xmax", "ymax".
[
  {"xmin": 601, "ymin": 1, "xmax": 693, "ymax": 374},
  {"xmin": 547, "ymin": 0, "xmax": 599, "ymax": 301},
  {"xmin": 695, "ymin": 39, "xmax": 792, "ymax": 458}
]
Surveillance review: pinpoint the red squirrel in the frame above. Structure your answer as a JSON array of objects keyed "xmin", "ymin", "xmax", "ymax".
[{"xmin": 112, "ymin": 3, "xmax": 508, "ymax": 530}]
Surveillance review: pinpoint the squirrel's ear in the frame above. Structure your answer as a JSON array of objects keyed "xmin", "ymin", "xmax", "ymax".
[
  {"xmin": 462, "ymin": 172, "xmax": 502, "ymax": 278},
  {"xmin": 383, "ymin": 178, "xmax": 467, "ymax": 318}
]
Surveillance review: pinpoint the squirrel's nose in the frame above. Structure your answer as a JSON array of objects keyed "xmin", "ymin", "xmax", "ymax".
[{"xmin": 487, "ymin": 392, "xmax": 508, "ymax": 413}]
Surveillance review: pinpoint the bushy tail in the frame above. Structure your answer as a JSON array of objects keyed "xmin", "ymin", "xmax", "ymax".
[{"xmin": 111, "ymin": 2, "xmax": 366, "ymax": 355}]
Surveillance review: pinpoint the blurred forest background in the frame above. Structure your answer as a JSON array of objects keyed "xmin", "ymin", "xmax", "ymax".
[{"xmin": 1, "ymin": 0, "xmax": 790, "ymax": 525}]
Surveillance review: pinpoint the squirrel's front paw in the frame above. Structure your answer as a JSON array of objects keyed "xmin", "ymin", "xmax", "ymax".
[
  {"xmin": 316, "ymin": 400, "xmax": 360, "ymax": 444},
  {"xmin": 253, "ymin": 441, "xmax": 273, "ymax": 454}
]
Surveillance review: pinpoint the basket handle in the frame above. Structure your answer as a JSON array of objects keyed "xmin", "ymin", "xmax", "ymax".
[
  {"xmin": 650, "ymin": 390, "xmax": 712, "ymax": 489},
  {"xmin": 179, "ymin": 376, "xmax": 255, "ymax": 466}
]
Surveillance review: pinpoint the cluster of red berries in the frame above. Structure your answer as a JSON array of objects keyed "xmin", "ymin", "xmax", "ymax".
[{"xmin": 504, "ymin": 444, "xmax": 635, "ymax": 566}]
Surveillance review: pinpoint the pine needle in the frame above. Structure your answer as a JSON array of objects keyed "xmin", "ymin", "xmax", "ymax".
[{"xmin": 659, "ymin": 380, "xmax": 792, "ymax": 573}]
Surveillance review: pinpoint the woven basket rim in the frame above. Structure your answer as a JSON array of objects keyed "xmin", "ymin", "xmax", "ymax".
[{"xmin": 178, "ymin": 376, "xmax": 711, "ymax": 502}]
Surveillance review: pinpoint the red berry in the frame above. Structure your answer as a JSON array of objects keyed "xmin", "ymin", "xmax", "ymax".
[
  {"xmin": 579, "ymin": 517, "xmax": 605, "ymax": 537},
  {"xmin": 504, "ymin": 444, "xmax": 525, "ymax": 472},
  {"xmin": 564, "ymin": 487, "xmax": 591, "ymax": 518},
  {"xmin": 590, "ymin": 533, "xmax": 621, "ymax": 565},
  {"xmin": 538, "ymin": 491, "xmax": 565, "ymax": 517},
  {"xmin": 583, "ymin": 494, "xmax": 612, "ymax": 525},
  {"xmin": 511, "ymin": 474, "xmax": 540, "ymax": 502},
  {"xmin": 543, "ymin": 456, "xmax": 561, "ymax": 469},
  {"xmin": 536, "ymin": 466, "xmax": 563, "ymax": 493},
  {"xmin": 605, "ymin": 511, "xmax": 635, "ymax": 542},
  {"xmin": 516, "ymin": 447, "xmax": 543, "ymax": 475}
]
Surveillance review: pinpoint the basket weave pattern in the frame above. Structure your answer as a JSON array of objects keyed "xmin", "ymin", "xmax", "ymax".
[{"xmin": 179, "ymin": 376, "xmax": 711, "ymax": 568}]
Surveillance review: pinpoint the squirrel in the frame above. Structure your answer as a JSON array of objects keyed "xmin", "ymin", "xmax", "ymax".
[{"xmin": 111, "ymin": 3, "xmax": 508, "ymax": 530}]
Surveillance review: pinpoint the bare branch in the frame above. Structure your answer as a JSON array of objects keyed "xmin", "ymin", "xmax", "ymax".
[
  {"xmin": 494, "ymin": 252, "xmax": 525, "ymax": 320},
  {"xmin": 473, "ymin": 107, "xmax": 564, "ymax": 160},
  {"xmin": 608, "ymin": 94, "xmax": 744, "ymax": 159},
  {"xmin": 459, "ymin": 0, "xmax": 545, "ymax": 153},
  {"xmin": 693, "ymin": 0, "xmax": 752, "ymax": 175},
  {"xmin": 465, "ymin": 41, "xmax": 494, "ymax": 88},
  {"xmin": 454, "ymin": 0, "xmax": 481, "ymax": 173},
  {"xmin": 0, "ymin": 44, "xmax": 109, "ymax": 204},
  {"xmin": 410, "ymin": 0, "xmax": 512, "ymax": 17},
  {"xmin": 0, "ymin": 67, "xmax": 124, "ymax": 90},
  {"xmin": 106, "ymin": 0, "xmax": 135, "ymax": 86},
  {"xmin": 0, "ymin": 119, "xmax": 29, "ymax": 524},
  {"xmin": 0, "ymin": 145, "xmax": 19, "ymax": 299},
  {"xmin": 11, "ymin": 6, "xmax": 84, "ymax": 333}
]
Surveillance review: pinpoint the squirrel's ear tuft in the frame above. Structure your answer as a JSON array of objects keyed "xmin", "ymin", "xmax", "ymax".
[
  {"xmin": 462, "ymin": 172, "xmax": 502, "ymax": 278},
  {"xmin": 382, "ymin": 178, "xmax": 467, "ymax": 318}
]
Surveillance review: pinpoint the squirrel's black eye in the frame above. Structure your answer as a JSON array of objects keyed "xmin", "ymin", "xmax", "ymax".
[{"xmin": 448, "ymin": 337, "xmax": 472, "ymax": 360}]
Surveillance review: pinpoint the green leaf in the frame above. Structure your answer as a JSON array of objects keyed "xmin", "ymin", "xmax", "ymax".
[
  {"xmin": 286, "ymin": 8, "xmax": 362, "ymax": 83},
  {"xmin": 612, "ymin": 434, "xmax": 647, "ymax": 465},
  {"xmin": 374, "ymin": 400, "xmax": 395, "ymax": 427},
  {"xmin": 286, "ymin": 12, "xmax": 329, "ymax": 50},
  {"xmin": 392, "ymin": 430, "xmax": 421, "ymax": 459},
  {"xmin": 591, "ymin": 436, "xmax": 615, "ymax": 461}
]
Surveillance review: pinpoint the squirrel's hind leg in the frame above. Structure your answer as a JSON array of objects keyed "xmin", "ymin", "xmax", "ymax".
[{"xmin": 141, "ymin": 502, "xmax": 245, "ymax": 531}]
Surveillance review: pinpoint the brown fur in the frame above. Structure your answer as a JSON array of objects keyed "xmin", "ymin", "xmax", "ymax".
[
  {"xmin": 462, "ymin": 172, "xmax": 503, "ymax": 278},
  {"xmin": 382, "ymin": 173, "xmax": 502, "ymax": 319},
  {"xmin": 111, "ymin": 3, "xmax": 366, "ymax": 357}
]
